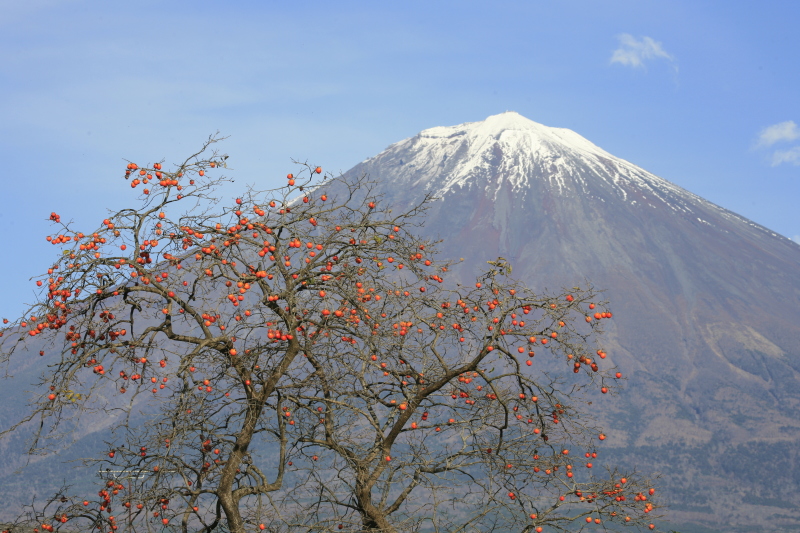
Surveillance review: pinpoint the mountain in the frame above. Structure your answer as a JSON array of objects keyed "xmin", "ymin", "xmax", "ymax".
[
  {"xmin": 1, "ymin": 112, "xmax": 798, "ymax": 532},
  {"xmin": 316, "ymin": 112, "xmax": 800, "ymax": 532}
]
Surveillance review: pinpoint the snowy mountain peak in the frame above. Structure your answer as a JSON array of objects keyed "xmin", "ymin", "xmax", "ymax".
[
  {"xmin": 418, "ymin": 111, "xmax": 610, "ymax": 161},
  {"xmin": 352, "ymin": 113, "xmax": 786, "ymax": 245},
  {"xmin": 367, "ymin": 112, "xmax": 688, "ymax": 205}
]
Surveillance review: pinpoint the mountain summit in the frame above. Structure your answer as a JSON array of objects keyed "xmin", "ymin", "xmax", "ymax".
[
  {"xmin": 387, "ymin": 110, "xmax": 626, "ymax": 195},
  {"xmin": 364, "ymin": 111, "xmax": 783, "ymax": 240},
  {"xmin": 326, "ymin": 112, "xmax": 800, "ymax": 532}
]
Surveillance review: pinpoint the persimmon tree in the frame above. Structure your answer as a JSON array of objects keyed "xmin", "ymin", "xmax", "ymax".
[{"xmin": 0, "ymin": 136, "xmax": 663, "ymax": 533}]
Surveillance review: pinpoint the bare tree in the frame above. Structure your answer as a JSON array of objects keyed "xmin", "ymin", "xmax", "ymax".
[{"xmin": 0, "ymin": 137, "xmax": 662, "ymax": 533}]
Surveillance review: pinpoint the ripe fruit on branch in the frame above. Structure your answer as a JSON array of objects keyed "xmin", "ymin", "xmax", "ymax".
[{"xmin": 0, "ymin": 137, "xmax": 659, "ymax": 533}]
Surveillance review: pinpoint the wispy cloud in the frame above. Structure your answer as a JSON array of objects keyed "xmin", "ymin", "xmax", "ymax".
[
  {"xmin": 755, "ymin": 120, "xmax": 800, "ymax": 148},
  {"xmin": 753, "ymin": 121, "xmax": 800, "ymax": 166},
  {"xmin": 610, "ymin": 34, "xmax": 675, "ymax": 69},
  {"xmin": 771, "ymin": 146, "xmax": 800, "ymax": 166}
]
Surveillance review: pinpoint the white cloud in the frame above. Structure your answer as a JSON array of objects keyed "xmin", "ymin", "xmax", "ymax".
[
  {"xmin": 792, "ymin": 235, "xmax": 800, "ymax": 245},
  {"xmin": 770, "ymin": 146, "xmax": 800, "ymax": 166},
  {"xmin": 610, "ymin": 34, "xmax": 674, "ymax": 69},
  {"xmin": 756, "ymin": 121, "xmax": 800, "ymax": 148}
]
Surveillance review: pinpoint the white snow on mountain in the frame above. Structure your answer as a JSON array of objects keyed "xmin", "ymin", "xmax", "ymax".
[
  {"xmin": 369, "ymin": 112, "xmax": 689, "ymax": 204},
  {"xmin": 360, "ymin": 112, "xmax": 782, "ymax": 241}
]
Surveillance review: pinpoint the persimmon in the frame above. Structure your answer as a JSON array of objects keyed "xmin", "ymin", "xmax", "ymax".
[{"xmin": 0, "ymin": 140, "xmax": 657, "ymax": 533}]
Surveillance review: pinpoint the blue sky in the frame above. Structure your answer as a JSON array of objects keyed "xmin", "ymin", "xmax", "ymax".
[{"xmin": 1, "ymin": 0, "xmax": 798, "ymax": 320}]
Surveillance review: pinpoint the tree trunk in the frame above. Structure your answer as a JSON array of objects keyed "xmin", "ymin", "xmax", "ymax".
[{"xmin": 357, "ymin": 486, "xmax": 398, "ymax": 533}]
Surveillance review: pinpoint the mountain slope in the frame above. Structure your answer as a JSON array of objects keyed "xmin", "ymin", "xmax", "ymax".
[{"xmin": 318, "ymin": 112, "xmax": 800, "ymax": 532}]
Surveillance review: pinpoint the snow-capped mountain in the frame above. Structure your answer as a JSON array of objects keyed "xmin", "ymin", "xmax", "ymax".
[
  {"xmin": 357, "ymin": 111, "xmax": 786, "ymax": 243},
  {"xmin": 319, "ymin": 112, "xmax": 800, "ymax": 533},
  {"xmin": 0, "ymin": 112, "xmax": 797, "ymax": 532}
]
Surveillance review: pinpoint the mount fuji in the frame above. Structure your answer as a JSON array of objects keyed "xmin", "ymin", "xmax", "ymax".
[
  {"xmin": 318, "ymin": 112, "xmax": 800, "ymax": 532},
  {"xmin": 1, "ymin": 112, "xmax": 798, "ymax": 532}
]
